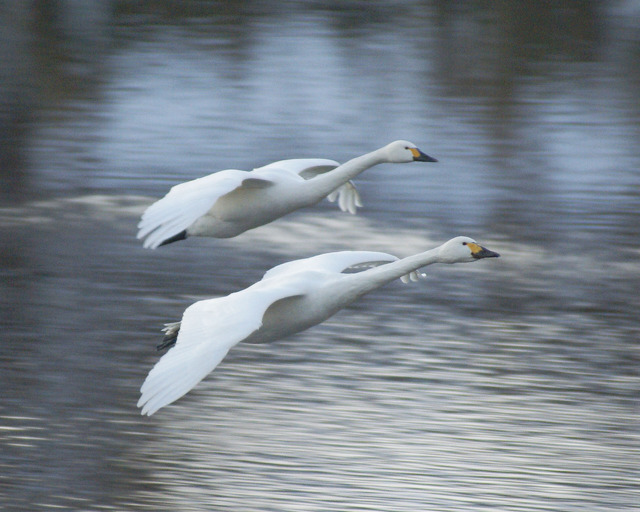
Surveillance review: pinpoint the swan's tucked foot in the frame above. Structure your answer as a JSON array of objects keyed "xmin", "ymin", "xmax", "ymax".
[
  {"xmin": 401, "ymin": 271, "xmax": 427, "ymax": 283},
  {"xmin": 157, "ymin": 229, "xmax": 188, "ymax": 247},
  {"xmin": 157, "ymin": 322, "xmax": 181, "ymax": 351}
]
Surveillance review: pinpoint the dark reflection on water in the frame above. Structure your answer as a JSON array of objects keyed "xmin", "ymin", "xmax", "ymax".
[{"xmin": 1, "ymin": 2, "xmax": 639, "ymax": 511}]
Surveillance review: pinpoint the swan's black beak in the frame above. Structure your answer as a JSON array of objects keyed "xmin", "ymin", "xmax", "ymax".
[
  {"xmin": 468, "ymin": 242, "xmax": 500, "ymax": 260},
  {"xmin": 410, "ymin": 148, "xmax": 438, "ymax": 162}
]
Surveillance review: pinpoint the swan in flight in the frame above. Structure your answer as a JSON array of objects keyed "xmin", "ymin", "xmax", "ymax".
[
  {"xmin": 137, "ymin": 140, "xmax": 437, "ymax": 249},
  {"xmin": 138, "ymin": 236, "xmax": 499, "ymax": 416}
]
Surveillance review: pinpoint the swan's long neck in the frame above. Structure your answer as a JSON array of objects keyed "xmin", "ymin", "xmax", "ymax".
[
  {"xmin": 346, "ymin": 247, "xmax": 441, "ymax": 298},
  {"xmin": 309, "ymin": 148, "xmax": 387, "ymax": 198}
]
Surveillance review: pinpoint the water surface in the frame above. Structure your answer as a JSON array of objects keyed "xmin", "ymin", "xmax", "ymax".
[{"xmin": 1, "ymin": 2, "xmax": 638, "ymax": 511}]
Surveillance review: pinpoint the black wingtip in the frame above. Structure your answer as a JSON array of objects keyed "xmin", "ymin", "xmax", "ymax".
[{"xmin": 158, "ymin": 229, "xmax": 188, "ymax": 247}]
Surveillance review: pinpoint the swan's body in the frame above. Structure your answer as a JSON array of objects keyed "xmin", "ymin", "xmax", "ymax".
[
  {"xmin": 138, "ymin": 237, "xmax": 499, "ymax": 416},
  {"xmin": 137, "ymin": 140, "xmax": 436, "ymax": 249}
]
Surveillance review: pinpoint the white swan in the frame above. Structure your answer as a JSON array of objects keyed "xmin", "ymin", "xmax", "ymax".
[
  {"xmin": 137, "ymin": 140, "xmax": 437, "ymax": 249},
  {"xmin": 138, "ymin": 236, "xmax": 499, "ymax": 416}
]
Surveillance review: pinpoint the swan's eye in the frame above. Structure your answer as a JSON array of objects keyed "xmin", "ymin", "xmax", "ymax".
[
  {"xmin": 404, "ymin": 146, "xmax": 409, "ymax": 150},
  {"xmin": 462, "ymin": 242, "xmax": 467, "ymax": 245}
]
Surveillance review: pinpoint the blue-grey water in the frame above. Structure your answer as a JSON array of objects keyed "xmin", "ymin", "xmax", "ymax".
[{"xmin": 1, "ymin": 2, "xmax": 639, "ymax": 511}]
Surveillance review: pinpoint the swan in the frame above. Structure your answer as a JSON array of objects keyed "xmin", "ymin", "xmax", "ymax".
[
  {"xmin": 138, "ymin": 236, "xmax": 499, "ymax": 415},
  {"xmin": 137, "ymin": 140, "xmax": 437, "ymax": 249}
]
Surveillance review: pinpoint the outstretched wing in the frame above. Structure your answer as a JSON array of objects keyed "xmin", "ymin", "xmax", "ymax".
[
  {"xmin": 254, "ymin": 158, "xmax": 340, "ymax": 178},
  {"xmin": 263, "ymin": 251, "xmax": 398, "ymax": 281},
  {"xmin": 137, "ymin": 279, "xmax": 306, "ymax": 416},
  {"xmin": 137, "ymin": 170, "xmax": 275, "ymax": 249},
  {"xmin": 263, "ymin": 251, "xmax": 425, "ymax": 284},
  {"xmin": 255, "ymin": 158, "xmax": 362, "ymax": 214}
]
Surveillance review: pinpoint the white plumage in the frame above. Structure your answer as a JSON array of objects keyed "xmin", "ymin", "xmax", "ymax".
[
  {"xmin": 137, "ymin": 141, "xmax": 437, "ymax": 249},
  {"xmin": 138, "ymin": 237, "xmax": 499, "ymax": 416}
]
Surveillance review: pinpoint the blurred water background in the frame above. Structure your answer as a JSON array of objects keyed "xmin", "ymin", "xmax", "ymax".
[{"xmin": 1, "ymin": 1, "xmax": 639, "ymax": 511}]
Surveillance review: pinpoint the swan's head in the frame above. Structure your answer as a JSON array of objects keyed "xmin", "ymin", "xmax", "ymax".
[
  {"xmin": 438, "ymin": 236, "xmax": 500, "ymax": 263},
  {"xmin": 384, "ymin": 140, "xmax": 438, "ymax": 163}
]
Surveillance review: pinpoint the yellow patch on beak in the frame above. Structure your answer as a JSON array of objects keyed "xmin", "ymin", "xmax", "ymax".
[
  {"xmin": 409, "ymin": 148, "xmax": 421, "ymax": 158},
  {"xmin": 467, "ymin": 242, "xmax": 483, "ymax": 255}
]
